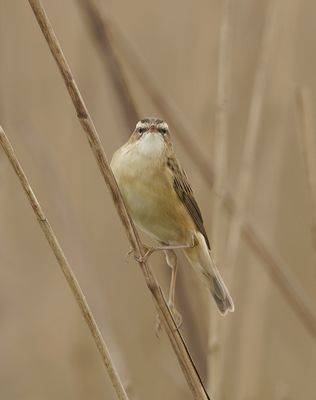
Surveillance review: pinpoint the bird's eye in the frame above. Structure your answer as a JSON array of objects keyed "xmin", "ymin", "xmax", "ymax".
[
  {"xmin": 138, "ymin": 127, "xmax": 146, "ymax": 135},
  {"xmin": 159, "ymin": 127, "xmax": 168, "ymax": 135}
]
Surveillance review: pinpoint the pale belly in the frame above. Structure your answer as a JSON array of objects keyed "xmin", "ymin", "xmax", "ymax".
[{"xmin": 117, "ymin": 170, "xmax": 195, "ymax": 245}]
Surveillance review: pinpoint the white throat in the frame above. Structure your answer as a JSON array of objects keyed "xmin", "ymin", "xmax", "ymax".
[
  {"xmin": 111, "ymin": 132, "xmax": 165, "ymax": 179},
  {"xmin": 136, "ymin": 132, "xmax": 165, "ymax": 158}
]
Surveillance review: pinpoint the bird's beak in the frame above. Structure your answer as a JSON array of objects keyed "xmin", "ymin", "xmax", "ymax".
[{"xmin": 148, "ymin": 124, "xmax": 157, "ymax": 133}]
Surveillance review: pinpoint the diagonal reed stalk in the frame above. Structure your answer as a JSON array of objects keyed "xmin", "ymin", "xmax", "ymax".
[
  {"xmin": 294, "ymin": 88, "xmax": 316, "ymax": 254},
  {"xmin": 0, "ymin": 126, "xmax": 129, "ymax": 400},
  {"xmin": 77, "ymin": 0, "xmax": 140, "ymax": 128},
  {"xmin": 223, "ymin": 196, "xmax": 316, "ymax": 340},
  {"xmin": 243, "ymin": 221, "xmax": 316, "ymax": 338},
  {"xmin": 26, "ymin": 0, "xmax": 210, "ymax": 398}
]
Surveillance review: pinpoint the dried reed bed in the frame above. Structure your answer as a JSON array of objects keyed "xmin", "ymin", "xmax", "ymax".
[{"xmin": 1, "ymin": 0, "xmax": 316, "ymax": 399}]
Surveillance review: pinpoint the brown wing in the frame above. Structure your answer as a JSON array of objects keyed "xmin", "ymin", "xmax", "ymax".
[{"xmin": 167, "ymin": 157, "xmax": 211, "ymax": 249}]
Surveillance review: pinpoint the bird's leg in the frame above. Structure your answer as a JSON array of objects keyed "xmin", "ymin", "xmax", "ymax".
[
  {"xmin": 135, "ymin": 235, "xmax": 198, "ymax": 264},
  {"xmin": 156, "ymin": 248, "xmax": 182, "ymax": 335},
  {"xmin": 166, "ymin": 249, "xmax": 178, "ymax": 309},
  {"xmin": 126, "ymin": 237, "xmax": 198, "ymax": 334}
]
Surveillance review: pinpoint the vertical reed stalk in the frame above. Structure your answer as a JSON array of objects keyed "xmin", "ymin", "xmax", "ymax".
[
  {"xmin": 207, "ymin": 0, "xmax": 232, "ymax": 396},
  {"xmin": 295, "ymin": 88, "xmax": 316, "ymax": 254}
]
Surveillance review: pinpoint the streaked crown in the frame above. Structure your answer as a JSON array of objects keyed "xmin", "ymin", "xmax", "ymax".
[{"xmin": 135, "ymin": 118, "xmax": 169, "ymax": 136}]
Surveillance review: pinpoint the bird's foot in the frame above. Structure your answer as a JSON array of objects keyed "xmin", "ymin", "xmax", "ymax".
[
  {"xmin": 135, "ymin": 246, "xmax": 157, "ymax": 264},
  {"xmin": 125, "ymin": 245, "xmax": 153, "ymax": 263}
]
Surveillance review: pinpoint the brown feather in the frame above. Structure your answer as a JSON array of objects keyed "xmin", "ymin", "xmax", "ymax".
[{"xmin": 166, "ymin": 157, "xmax": 211, "ymax": 249}]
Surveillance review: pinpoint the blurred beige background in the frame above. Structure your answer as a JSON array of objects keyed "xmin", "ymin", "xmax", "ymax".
[{"xmin": 1, "ymin": 0, "xmax": 316, "ymax": 399}]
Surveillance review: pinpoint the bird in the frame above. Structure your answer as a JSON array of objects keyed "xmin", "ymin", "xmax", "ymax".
[{"xmin": 111, "ymin": 117, "xmax": 234, "ymax": 321}]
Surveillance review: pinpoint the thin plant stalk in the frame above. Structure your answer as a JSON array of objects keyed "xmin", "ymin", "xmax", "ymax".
[
  {"xmin": 0, "ymin": 126, "xmax": 129, "ymax": 400},
  {"xmin": 217, "ymin": 3, "xmax": 280, "ymax": 394},
  {"xmin": 222, "ymin": 195, "xmax": 316, "ymax": 341},
  {"xmin": 295, "ymin": 88, "xmax": 316, "ymax": 253},
  {"xmin": 223, "ymin": 0, "xmax": 280, "ymax": 279},
  {"xmin": 77, "ymin": 0, "xmax": 140, "ymax": 128},
  {"xmin": 243, "ymin": 221, "xmax": 316, "ymax": 339},
  {"xmin": 207, "ymin": 0, "xmax": 232, "ymax": 396},
  {"xmin": 26, "ymin": 0, "xmax": 210, "ymax": 398}
]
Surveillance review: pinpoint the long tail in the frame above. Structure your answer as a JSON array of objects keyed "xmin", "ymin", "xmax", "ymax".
[
  {"xmin": 205, "ymin": 252, "xmax": 234, "ymax": 314},
  {"xmin": 184, "ymin": 233, "xmax": 234, "ymax": 315}
]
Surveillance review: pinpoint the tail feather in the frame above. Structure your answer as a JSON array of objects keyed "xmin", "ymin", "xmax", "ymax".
[
  {"xmin": 205, "ymin": 268, "xmax": 234, "ymax": 315},
  {"xmin": 184, "ymin": 233, "xmax": 234, "ymax": 315}
]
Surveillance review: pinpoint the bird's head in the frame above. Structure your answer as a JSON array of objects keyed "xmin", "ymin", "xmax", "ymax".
[{"xmin": 128, "ymin": 117, "xmax": 172, "ymax": 157}]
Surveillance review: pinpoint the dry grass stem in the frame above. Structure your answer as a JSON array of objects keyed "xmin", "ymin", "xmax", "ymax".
[
  {"xmin": 223, "ymin": 0, "xmax": 279, "ymax": 276},
  {"xmin": 208, "ymin": 0, "xmax": 232, "ymax": 395},
  {"xmin": 0, "ymin": 126, "xmax": 130, "ymax": 400},
  {"xmin": 222, "ymin": 195, "xmax": 316, "ymax": 341},
  {"xmin": 27, "ymin": 0, "xmax": 210, "ymax": 398},
  {"xmin": 243, "ymin": 222, "xmax": 316, "ymax": 340},
  {"xmin": 294, "ymin": 88, "xmax": 316, "ymax": 252},
  {"xmin": 77, "ymin": 0, "xmax": 140, "ymax": 128}
]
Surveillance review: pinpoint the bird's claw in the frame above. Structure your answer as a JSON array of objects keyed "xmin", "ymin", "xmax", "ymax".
[
  {"xmin": 133, "ymin": 246, "xmax": 155, "ymax": 264},
  {"xmin": 126, "ymin": 245, "xmax": 154, "ymax": 263}
]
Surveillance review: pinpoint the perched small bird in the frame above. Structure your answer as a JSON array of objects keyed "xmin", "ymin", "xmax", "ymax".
[{"xmin": 111, "ymin": 118, "xmax": 234, "ymax": 319}]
